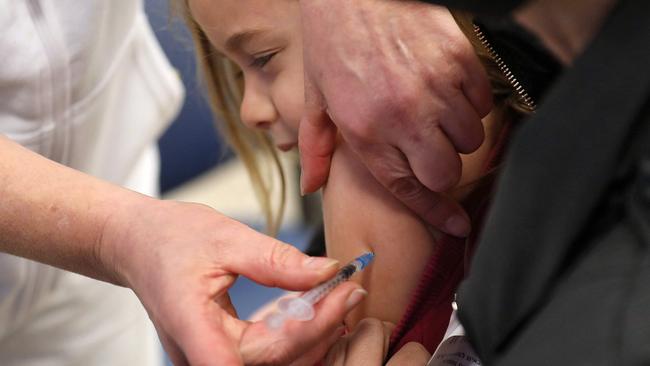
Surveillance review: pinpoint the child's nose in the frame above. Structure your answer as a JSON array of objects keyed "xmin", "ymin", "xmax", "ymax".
[
  {"xmin": 254, "ymin": 121, "xmax": 272, "ymax": 130},
  {"xmin": 240, "ymin": 86, "xmax": 277, "ymax": 131},
  {"xmin": 241, "ymin": 110, "xmax": 274, "ymax": 131}
]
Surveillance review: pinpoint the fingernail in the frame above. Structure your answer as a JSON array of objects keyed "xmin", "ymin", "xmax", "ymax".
[
  {"xmin": 345, "ymin": 289, "xmax": 368, "ymax": 311},
  {"xmin": 303, "ymin": 257, "xmax": 339, "ymax": 270},
  {"xmin": 445, "ymin": 215, "xmax": 471, "ymax": 237}
]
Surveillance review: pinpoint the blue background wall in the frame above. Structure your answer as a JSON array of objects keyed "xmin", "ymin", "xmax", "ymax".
[{"xmin": 145, "ymin": 0, "xmax": 231, "ymax": 193}]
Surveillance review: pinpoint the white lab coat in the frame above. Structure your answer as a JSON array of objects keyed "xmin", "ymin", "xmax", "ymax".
[{"xmin": 0, "ymin": 0, "xmax": 184, "ymax": 365}]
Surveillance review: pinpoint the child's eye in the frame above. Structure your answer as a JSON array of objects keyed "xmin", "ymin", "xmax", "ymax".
[{"xmin": 250, "ymin": 52, "xmax": 277, "ymax": 69}]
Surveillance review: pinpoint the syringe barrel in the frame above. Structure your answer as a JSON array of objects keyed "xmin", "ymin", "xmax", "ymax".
[
  {"xmin": 301, "ymin": 262, "xmax": 357, "ymax": 304},
  {"xmin": 265, "ymin": 252, "xmax": 374, "ymax": 330}
]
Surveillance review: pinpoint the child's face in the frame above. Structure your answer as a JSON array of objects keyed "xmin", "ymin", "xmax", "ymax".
[{"xmin": 190, "ymin": 0, "xmax": 304, "ymax": 151}]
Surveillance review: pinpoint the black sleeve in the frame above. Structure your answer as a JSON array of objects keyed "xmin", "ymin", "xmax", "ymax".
[{"xmin": 415, "ymin": 0, "xmax": 528, "ymax": 15}]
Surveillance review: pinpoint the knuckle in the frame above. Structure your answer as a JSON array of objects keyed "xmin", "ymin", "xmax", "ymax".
[
  {"xmin": 441, "ymin": 35, "xmax": 473, "ymax": 64},
  {"xmin": 355, "ymin": 318, "xmax": 386, "ymax": 340},
  {"xmin": 267, "ymin": 242, "xmax": 296, "ymax": 271},
  {"xmin": 358, "ymin": 317, "xmax": 384, "ymax": 331},
  {"xmin": 417, "ymin": 115, "xmax": 444, "ymax": 143},
  {"xmin": 447, "ymin": 116, "xmax": 484, "ymax": 154},
  {"xmin": 382, "ymin": 321, "xmax": 396, "ymax": 334},
  {"xmin": 386, "ymin": 175, "xmax": 425, "ymax": 203},
  {"xmin": 346, "ymin": 85, "xmax": 416, "ymax": 140},
  {"xmin": 380, "ymin": 85, "xmax": 417, "ymax": 124},
  {"xmin": 441, "ymin": 63, "xmax": 466, "ymax": 92},
  {"xmin": 429, "ymin": 50, "xmax": 466, "ymax": 92}
]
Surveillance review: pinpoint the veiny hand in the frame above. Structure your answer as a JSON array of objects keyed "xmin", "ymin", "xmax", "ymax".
[
  {"xmin": 101, "ymin": 198, "xmax": 366, "ymax": 366},
  {"xmin": 299, "ymin": 0, "xmax": 493, "ymax": 237},
  {"xmin": 323, "ymin": 318, "xmax": 431, "ymax": 365}
]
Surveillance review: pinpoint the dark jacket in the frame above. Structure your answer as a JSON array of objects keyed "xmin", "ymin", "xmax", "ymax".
[
  {"xmin": 419, "ymin": 0, "xmax": 650, "ymax": 364},
  {"xmin": 421, "ymin": 0, "xmax": 526, "ymax": 14}
]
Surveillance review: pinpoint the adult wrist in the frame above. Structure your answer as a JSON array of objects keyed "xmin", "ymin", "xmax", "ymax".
[{"xmin": 95, "ymin": 191, "xmax": 158, "ymax": 288}]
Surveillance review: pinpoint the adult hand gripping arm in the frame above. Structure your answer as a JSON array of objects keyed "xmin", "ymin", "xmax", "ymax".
[{"xmin": 299, "ymin": 0, "xmax": 493, "ymax": 237}]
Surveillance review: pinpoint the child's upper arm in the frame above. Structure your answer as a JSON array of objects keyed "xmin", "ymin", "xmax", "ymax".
[{"xmin": 322, "ymin": 141, "xmax": 437, "ymax": 328}]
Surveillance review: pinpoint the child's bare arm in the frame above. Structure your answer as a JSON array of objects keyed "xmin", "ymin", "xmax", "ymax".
[{"xmin": 322, "ymin": 141, "xmax": 437, "ymax": 328}]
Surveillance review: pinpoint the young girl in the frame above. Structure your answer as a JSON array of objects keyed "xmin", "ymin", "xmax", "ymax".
[{"xmin": 180, "ymin": 0, "xmax": 532, "ymax": 359}]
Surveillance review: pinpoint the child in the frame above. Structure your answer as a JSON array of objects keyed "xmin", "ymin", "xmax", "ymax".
[{"xmin": 180, "ymin": 0, "xmax": 532, "ymax": 358}]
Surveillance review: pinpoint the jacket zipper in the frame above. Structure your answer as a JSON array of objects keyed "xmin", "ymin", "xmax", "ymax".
[
  {"xmin": 473, "ymin": 23, "xmax": 537, "ymax": 112},
  {"xmin": 453, "ymin": 26, "xmax": 538, "ymax": 316}
]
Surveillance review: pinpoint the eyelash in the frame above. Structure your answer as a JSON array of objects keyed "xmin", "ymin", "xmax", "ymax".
[{"xmin": 250, "ymin": 52, "xmax": 277, "ymax": 69}]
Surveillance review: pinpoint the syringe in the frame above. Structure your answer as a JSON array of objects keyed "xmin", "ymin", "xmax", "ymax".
[{"xmin": 265, "ymin": 252, "xmax": 375, "ymax": 330}]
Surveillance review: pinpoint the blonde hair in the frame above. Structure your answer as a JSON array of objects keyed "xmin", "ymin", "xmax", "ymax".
[
  {"xmin": 177, "ymin": 3, "xmax": 530, "ymax": 234},
  {"xmin": 176, "ymin": 1, "xmax": 286, "ymax": 236}
]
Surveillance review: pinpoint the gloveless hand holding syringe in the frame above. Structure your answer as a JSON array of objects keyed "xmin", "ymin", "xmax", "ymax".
[{"xmin": 265, "ymin": 252, "xmax": 375, "ymax": 330}]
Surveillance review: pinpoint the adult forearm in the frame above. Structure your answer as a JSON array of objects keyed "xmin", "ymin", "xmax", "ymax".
[
  {"xmin": 0, "ymin": 134, "xmax": 146, "ymax": 285},
  {"xmin": 0, "ymin": 135, "xmax": 371, "ymax": 365}
]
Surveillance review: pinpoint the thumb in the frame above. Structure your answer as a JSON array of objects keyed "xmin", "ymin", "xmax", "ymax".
[
  {"xmin": 223, "ymin": 223, "xmax": 340, "ymax": 290},
  {"xmin": 386, "ymin": 342, "xmax": 431, "ymax": 366},
  {"xmin": 299, "ymin": 75, "xmax": 337, "ymax": 195}
]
